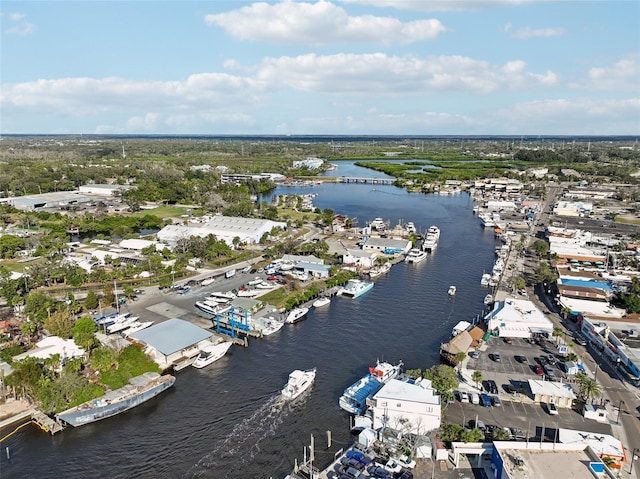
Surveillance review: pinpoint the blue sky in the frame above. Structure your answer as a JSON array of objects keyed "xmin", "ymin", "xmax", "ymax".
[{"xmin": 1, "ymin": 0, "xmax": 639, "ymax": 135}]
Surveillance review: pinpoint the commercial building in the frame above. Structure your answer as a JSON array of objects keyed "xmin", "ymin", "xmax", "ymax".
[
  {"xmin": 526, "ymin": 379, "xmax": 576, "ymax": 407},
  {"xmin": 0, "ymin": 191, "xmax": 93, "ymax": 211},
  {"xmin": 78, "ymin": 184, "xmax": 132, "ymax": 196},
  {"xmin": 362, "ymin": 237, "xmax": 411, "ymax": 255},
  {"xmin": 485, "ymin": 298, "xmax": 553, "ymax": 339}
]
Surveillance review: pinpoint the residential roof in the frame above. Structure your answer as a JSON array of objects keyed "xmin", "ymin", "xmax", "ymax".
[
  {"xmin": 364, "ymin": 237, "xmax": 411, "ymax": 248},
  {"xmin": 129, "ymin": 318, "xmax": 213, "ymax": 356},
  {"xmin": 373, "ymin": 378, "xmax": 440, "ymax": 405},
  {"xmin": 527, "ymin": 379, "xmax": 576, "ymax": 400},
  {"xmin": 296, "ymin": 262, "xmax": 331, "ymax": 272},
  {"xmin": 13, "ymin": 336, "xmax": 85, "ymax": 361}
]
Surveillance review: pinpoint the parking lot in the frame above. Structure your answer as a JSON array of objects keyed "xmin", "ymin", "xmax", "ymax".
[{"xmin": 450, "ymin": 334, "xmax": 614, "ymax": 441}]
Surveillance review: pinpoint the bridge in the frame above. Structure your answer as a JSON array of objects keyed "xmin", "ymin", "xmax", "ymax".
[{"xmin": 336, "ymin": 177, "xmax": 396, "ymax": 185}]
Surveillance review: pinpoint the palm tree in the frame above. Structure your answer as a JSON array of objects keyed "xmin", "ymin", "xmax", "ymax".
[
  {"xmin": 577, "ymin": 375, "xmax": 600, "ymax": 402},
  {"xmin": 472, "ymin": 370, "xmax": 483, "ymax": 388},
  {"xmin": 455, "ymin": 352, "xmax": 466, "ymax": 372},
  {"xmin": 552, "ymin": 327, "xmax": 565, "ymax": 345}
]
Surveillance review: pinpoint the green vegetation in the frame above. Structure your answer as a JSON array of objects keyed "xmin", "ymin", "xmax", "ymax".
[{"xmin": 98, "ymin": 345, "xmax": 161, "ymax": 390}]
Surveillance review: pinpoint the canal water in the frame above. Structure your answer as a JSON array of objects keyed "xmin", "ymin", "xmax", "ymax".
[{"xmin": 3, "ymin": 162, "xmax": 498, "ymax": 479}]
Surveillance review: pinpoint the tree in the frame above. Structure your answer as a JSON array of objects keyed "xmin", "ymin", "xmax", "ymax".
[
  {"xmin": 424, "ymin": 365, "xmax": 459, "ymax": 396},
  {"xmin": 90, "ymin": 347, "xmax": 119, "ymax": 373},
  {"xmin": 73, "ymin": 316, "xmax": 98, "ymax": 351},
  {"xmin": 84, "ymin": 290, "xmax": 99, "ymax": 311},
  {"xmin": 24, "ymin": 291, "xmax": 58, "ymax": 323},
  {"xmin": 532, "ymin": 239, "xmax": 549, "ymax": 258},
  {"xmin": 491, "ymin": 428, "xmax": 511, "ymax": 441},
  {"xmin": 471, "ymin": 370, "xmax": 483, "ymax": 388},
  {"xmin": 439, "ymin": 423, "xmax": 463, "ymax": 443},
  {"xmin": 454, "ymin": 352, "xmax": 466, "ymax": 372},
  {"xmin": 566, "ymin": 352, "xmax": 578, "ymax": 362},
  {"xmin": 20, "ymin": 320, "xmax": 36, "ymax": 344},
  {"xmin": 552, "ymin": 327, "xmax": 565, "ymax": 345},
  {"xmin": 576, "ymin": 375, "xmax": 600, "ymax": 402},
  {"xmin": 44, "ymin": 310, "xmax": 75, "ymax": 338},
  {"xmin": 535, "ymin": 262, "xmax": 558, "ymax": 285},
  {"xmin": 460, "ymin": 428, "xmax": 484, "ymax": 443}
]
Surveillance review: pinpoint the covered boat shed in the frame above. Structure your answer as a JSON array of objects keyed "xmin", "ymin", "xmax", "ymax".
[{"xmin": 129, "ymin": 318, "xmax": 215, "ymax": 371}]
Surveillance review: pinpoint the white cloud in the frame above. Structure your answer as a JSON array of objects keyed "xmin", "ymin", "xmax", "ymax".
[
  {"xmin": 257, "ymin": 53, "xmax": 558, "ymax": 94},
  {"xmin": 569, "ymin": 56, "xmax": 640, "ymax": 92},
  {"xmin": 4, "ymin": 12, "xmax": 36, "ymax": 35},
  {"xmin": 205, "ymin": 0, "xmax": 446, "ymax": 44},
  {"xmin": 502, "ymin": 23, "xmax": 565, "ymax": 39}
]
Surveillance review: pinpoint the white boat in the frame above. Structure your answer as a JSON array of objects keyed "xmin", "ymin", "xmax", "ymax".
[
  {"xmin": 107, "ymin": 315, "xmax": 139, "ymax": 334},
  {"xmin": 123, "ymin": 321, "xmax": 153, "ymax": 336},
  {"xmin": 279, "ymin": 262, "xmax": 295, "ymax": 271},
  {"xmin": 339, "ymin": 279, "xmax": 374, "ymax": 299},
  {"xmin": 251, "ymin": 316, "xmax": 285, "ymax": 336},
  {"xmin": 480, "ymin": 273, "xmax": 491, "ymax": 286},
  {"xmin": 256, "ymin": 281, "xmax": 274, "ymax": 289},
  {"xmin": 96, "ymin": 312, "xmax": 130, "ymax": 326},
  {"xmin": 281, "ymin": 368, "xmax": 316, "ymax": 400},
  {"xmin": 248, "ymin": 277, "xmax": 263, "ymax": 286},
  {"xmin": 313, "ymin": 297, "xmax": 331, "ymax": 308},
  {"xmin": 422, "ymin": 225, "xmax": 440, "ymax": 252},
  {"xmin": 201, "ymin": 277, "xmax": 215, "ymax": 287},
  {"xmin": 406, "ymin": 222, "xmax": 417, "ymax": 234},
  {"xmin": 479, "ymin": 212, "xmax": 500, "ymax": 228},
  {"xmin": 369, "ymin": 262, "xmax": 391, "ymax": 278},
  {"xmin": 285, "ymin": 307, "xmax": 309, "ymax": 324},
  {"xmin": 448, "ymin": 285, "xmax": 457, "ymax": 296},
  {"xmin": 209, "ymin": 291, "xmax": 236, "ymax": 301},
  {"xmin": 192, "ymin": 341, "xmax": 233, "ymax": 369},
  {"xmin": 405, "ymin": 248, "xmax": 428, "ymax": 264},
  {"xmin": 236, "ymin": 289, "xmax": 260, "ymax": 297},
  {"xmin": 369, "ymin": 217, "xmax": 387, "ymax": 231},
  {"xmin": 484, "ymin": 294, "xmax": 494, "ymax": 306}
]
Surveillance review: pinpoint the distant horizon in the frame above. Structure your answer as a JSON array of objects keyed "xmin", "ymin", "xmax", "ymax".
[{"xmin": 2, "ymin": 1, "xmax": 638, "ymax": 135}]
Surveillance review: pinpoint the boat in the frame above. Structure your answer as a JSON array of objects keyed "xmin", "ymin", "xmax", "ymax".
[
  {"xmin": 285, "ymin": 307, "xmax": 309, "ymax": 324},
  {"xmin": 195, "ymin": 300, "xmax": 229, "ymax": 316},
  {"xmin": 369, "ymin": 262, "xmax": 391, "ymax": 278},
  {"xmin": 236, "ymin": 289, "xmax": 260, "ymax": 297},
  {"xmin": 251, "ymin": 316, "xmax": 285, "ymax": 336},
  {"xmin": 106, "ymin": 315, "xmax": 139, "ymax": 334},
  {"xmin": 56, "ymin": 372, "xmax": 176, "ymax": 427},
  {"xmin": 448, "ymin": 285, "xmax": 457, "ymax": 296},
  {"xmin": 201, "ymin": 277, "xmax": 215, "ymax": 287},
  {"xmin": 281, "ymin": 368, "xmax": 316, "ymax": 400},
  {"xmin": 256, "ymin": 281, "xmax": 274, "ymax": 289},
  {"xmin": 339, "ymin": 361, "xmax": 403, "ymax": 415},
  {"xmin": 192, "ymin": 341, "xmax": 233, "ymax": 369},
  {"xmin": 96, "ymin": 312, "xmax": 130, "ymax": 327},
  {"xmin": 312, "ymin": 296, "xmax": 331, "ymax": 308},
  {"xmin": 209, "ymin": 291, "xmax": 236, "ymax": 301},
  {"xmin": 248, "ymin": 277, "xmax": 263, "ymax": 286},
  {"xmin": 405, "ymin": 222, "xmax": 417, "ymax": 234},
  {"xmin": 338, "ymin": 279, "xmax": 374, "ymax": 299},
  {"xmin": 480, "ymin": 273, "xmax": 491, "ymax": 286},
  {"xmin": 422, "ymin": 225, "xmax": 440, "ymax": 252},
  {"xmin": 123, "ymin": 321, "xmax": 154, "ymax": 336},
  {"xmin": 405, "ymin": 248, "xmax": 428, "ymax": 263},
  {"xmin": 369, "ymin": 217, "xmax": 386, "ymax": 231},
  {"xmin": 484, "ymin": 294, "xmax": 494, "ymax": 306},
  {"xmin": 479, "ymin": 212, "xmax": 500, "ymax": 228}
]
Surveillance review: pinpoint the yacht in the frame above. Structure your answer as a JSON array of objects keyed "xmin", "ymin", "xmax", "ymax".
[
  {"xmin": 285, "ymin": 307, "xmax": 309, "ymax": 324},
  {"xmin": 281, "ymin": 368, "xmax": 316, "ymax": 400},
  {"xmin": 480, "ymin": 273, "xmax": 491, "ymax": 286},
  {"xmin": 339, "ymin": 361, "xmax": 403, "ymax": 415},
  {"xmin": 123, "ymin": 321, "xmax": 154, "ymax": 336},
  {"xmin": 106, "ymin": 315, "xmax": 139, "ymax": 334},
  {"xmin": 478, "ymin": 212, "xmax": 500, "ymax": 228},
  {"xmin": 405, "ymin": 248, "xmax": 428, "ymax": 264},
  {"xmin": 209, "ymin": 291, "xmax": 236, "ymax": 301},
  {"xmin": 368, "ymin": 262, "xmax": 391, "ymax": 278},
  {"xmin": 192, "ymin": 341, "xmax": 233, "ymax": 369},
  {"xmin": 422, "ymin": 225, "xmax": 440, "ymax": 252},
  {"xmin": 236, "ymin": 289, "xmax": 260, "ymax": 297},
  {"xmin": 484, "ymin": 294, "xmax": 494, "ymax": 306},
  {"xmin": 338, "ymin": 279, "xmax": 374, "ymax": 299},
  {"xmin": 251, "ymin": 316, "xmax": 285, "ymax": 336},
  {"xmin": 312, "ymin": 296, "xmax": 331, "ymax": 308},
  {"xmin": 405, "ymin": 222, "xmax": 417, "ymax": 234},
  {"xmin": 369, "ymin": 217, "xmax": 387, "ymax": 231},
  {"xmin": 448, "ymin": 285, "xmax": 457, "ymax": 296}
]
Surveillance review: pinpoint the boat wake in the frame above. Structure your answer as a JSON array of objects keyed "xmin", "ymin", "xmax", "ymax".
[{"xmin": 182, "ymin": 394, "xmax": 301, "ymax": 479}]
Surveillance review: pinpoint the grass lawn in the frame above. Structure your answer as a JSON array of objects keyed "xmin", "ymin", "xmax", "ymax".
[
  {"xmin": 131, "ymin": 205, "xmax": 193, "ymax": 219},
  {"xmin": 4, "ymin": 257, "xmax": 44, "ymax": 273},
  {"xmin": 258, "ymin": 287, "xmax": 289, "ymax": 308}
]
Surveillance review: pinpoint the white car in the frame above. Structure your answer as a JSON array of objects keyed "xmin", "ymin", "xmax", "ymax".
[
  {"xmin": 457, "ymin": 391, "xmax": 469, "ymax": 403},
  {"xmin": 384, "ymin": 459, "xmax": 402, "ymax": 474},
  {"xmin": 548, "ymin": 401, "xmax": 559, "ymax": 415},
  {"xmin": 471, "ymin": 392, "xmax": 480, "ymax": 405},
  {"xmin": 394, "ymin": 455, "xmax": 416, "ymax": 469}
]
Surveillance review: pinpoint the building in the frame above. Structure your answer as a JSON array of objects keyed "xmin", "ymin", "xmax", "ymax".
[
  {"xmin": 553, "ymin": 200, "xmax": 593, "ymax": 217},
  {"xmin": 485, "ymin": 298, "xmax": 553, "ymax": 339},
  {"xmin": 220, "ymin": 173, "xmax": 285, "ymax": 184},
  {"xmin": 362, "ymin": 237, "xmax": 412, "ymax": 255},
  {"xmin": 282, "ymin": 254, "xmax": 323, "ymax": 265},
  {"xmin": 78, "ymin": 184, "xmax": 132, "ymax": 196},
  {"xmin": 128, "ymin": 318, "xmax": 216, "ymax": 370},
  {"xmin": 156, "ymin": 215, "xmax": 287, "ymax": 248},
  {"xmin": 367, "ymin": 378, "xmax": 441, "ymax": 434},
  {"xmin": 526, "ymin": 379, "xmax": 576, "ymax": 407},
  {"xmin": 342, "ymin": 249, "xmax": 378, "ymax": 268},
  {"xmin": 0, "ymin": 191, "xmax": 93, "ymax": 211},
  {"xmin": 13, "ymin": 336, "xmax": 85, "ymax": 363},
  {"xmin": 295, "ymin": 262, "xmax": 331, "ymax": 279}
]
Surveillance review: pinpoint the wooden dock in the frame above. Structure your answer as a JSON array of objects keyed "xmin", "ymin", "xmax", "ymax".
[{"xmin": 0, "ymin": 408, "xmax": 63, "ymax": 440}]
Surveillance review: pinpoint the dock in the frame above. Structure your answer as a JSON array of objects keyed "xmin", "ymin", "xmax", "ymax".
[{"xmin": 0, "ymin": 408, "xmax": 64, "ymax": 439}]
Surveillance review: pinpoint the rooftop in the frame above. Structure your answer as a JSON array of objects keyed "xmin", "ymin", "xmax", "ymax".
[
  {"xmin": 527, "ymin": 379, "xmax": 576, "ymax": 400},
  {"xmin": 373, "ymin": 378, "xmax": 440, "ymax": 405},
  {"xmin": 499, "ymin": 448, "xmax": 594, "ymax": 479},
  {"xmin": 129, "ymin": 318, "xmax": 213, "ymax": 356}
]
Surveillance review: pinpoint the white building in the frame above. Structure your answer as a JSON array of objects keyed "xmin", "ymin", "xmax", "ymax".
[
  {"xmin": 13, "ymin": 336, "xmax": 85, "ymax": 362},
  {"xmin": 362, "ymin": 237, "xmax": 412, "ymax": 255},
  {"xmin": 79, "ymin": 184, "xmax": 132, "ymax": 196},
  {"xmin": 156, "ymin": 215, "xmax": 286, "ymax": 248},
  {"xmin": 485, "ymin": 297, "xmax": 553, "ymax": 338},
  {"xmin": 368, "ymin": 378, "xmax": 441, "ymax": 434},
  {"xmin": 527, "ymin": 379, "xmax": 576, "ymax": 407},
  {"xmin": 553, "ymin": 200, "xmax": 593, "ymax": 217},
  {"xmin": 342, "ymin": 249, "xmax": 378, "ymax": 268}
]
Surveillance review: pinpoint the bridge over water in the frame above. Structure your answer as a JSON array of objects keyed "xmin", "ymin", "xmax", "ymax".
[{"xmin": 335, "ymin": 176, "xmax": 396, "ymax": 185}]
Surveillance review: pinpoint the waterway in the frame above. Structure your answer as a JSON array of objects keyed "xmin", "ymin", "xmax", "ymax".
[{"xmin": 2, "ymin": 162, "xmax": 499, "ymax": 479}]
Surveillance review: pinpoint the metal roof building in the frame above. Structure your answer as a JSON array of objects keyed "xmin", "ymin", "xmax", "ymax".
[{"xmin": 129, "ymin": 318, "xmax": 215, "ymax": 370}]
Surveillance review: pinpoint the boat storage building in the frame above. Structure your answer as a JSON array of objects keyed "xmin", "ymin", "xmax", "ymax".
[{"xmin": 485, "ymin": 297, "xmax": 553, "ymax": 339}]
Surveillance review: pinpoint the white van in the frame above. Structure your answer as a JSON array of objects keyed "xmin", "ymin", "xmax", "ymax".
[{"xmin": 225, "ymin": 269, "xmax": 236, "ymax": 279}]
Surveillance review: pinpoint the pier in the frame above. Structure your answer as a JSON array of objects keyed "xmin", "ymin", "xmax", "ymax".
[
  {"xmin": 336, "ymin": 177, "xmax": 396, "ymax": 185},
  {"xmin": 0, "ymin": 408, "xmax": 63, "ymax": 440}
]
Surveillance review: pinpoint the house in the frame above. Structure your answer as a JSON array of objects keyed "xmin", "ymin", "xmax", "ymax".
[
  {"xmin": 342, "ymin": 249, "xmax": 378, "ymax": 268},
  {"xmin": 368, "ymin": 378, "xmax": 442, "ymax": 434},
  {"xmin": 13, "ymin": 336, "xmax": 85, "ymax": 363},
  {"xmin": 128, "ymin": 318, "xmax": 217, "ymax": 370}
]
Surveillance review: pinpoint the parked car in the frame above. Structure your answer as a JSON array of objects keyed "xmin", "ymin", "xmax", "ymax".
[
  {"xmin": 341, "ymin": 458, "xmax": 365, "ymax": 470},
  {"xmin": 547, "ymin": 401, "xmax": 559, "ymax": 415},
  {"xmin": 469, "ymin": 419, "xmax": 486, "ymax": 431},
  {"xmin": 503, "ymin": 337, "xmax": 513, "ymax": 344},
  {"xmin": 346, "ymin": 450, "xmax": 371, "ymax": 465},
  {"xmin": 487, "ymin": 379, "xmax": 498, "ymax": 394},
  {"xmin": 396, "ymin": 472, "xmax": 414, "ymax": 479},
  {"xmin": 339, "ymin": 466, "xmax": 362, "ymax": 478},
  {"xmin": 574, "ymin": 335, "xmax": 587, "ymax": 346},
  {"xmin": 491, "ymin": 353, "xmax": 501, "ymax": 362},
  {"xmin": 366, "ymin": 465, "xmax": 390, "ymax": 479},
  {"xmin": 457, "ymin": 390, "xmax": 469, "ymax": 403},
  {"xmin": 491, "ymin": 395, "xmax": 502, "ymax": 406},
  {"xmin": 471, "ymin": 392, "xmax": 480, "ymax": 405},
  {"xmin": 534, "ymin": 364, "xmax": 545, "ymax": 375},
  {"xmin": 480, "ymin": 393, "xmax": 492, "ymax": 407},
  {"xmin": 515, "ymin": 355, "xmax": 528, "ymax": 363},
  {"xmin": 395, "ymin": 455, "xmax": 416, "ymax": 469},
  {"xmin": 469, "ymin": 350, "xmax": 480, "ymax": 359},
  {"xmin": 546, "ymin": 355, "xmax": 557, "ymax": 365},
  {"xmin": 544, "ymin": 365, "xmax": 556, "ymax": 377},
  {"xmin": 383, "ymin": 459, "xmax": 402, "ymax": 474}
]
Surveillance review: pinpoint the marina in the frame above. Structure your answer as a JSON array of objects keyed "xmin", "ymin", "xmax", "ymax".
[{"xmin": 2, "ymin": 176, "xmax": 499, "ymax": 479}]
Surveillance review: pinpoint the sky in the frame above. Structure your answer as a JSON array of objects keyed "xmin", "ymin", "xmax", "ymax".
[{"xmin": 1, "ymin": 0, "xmax": 639, "ymax": 136}]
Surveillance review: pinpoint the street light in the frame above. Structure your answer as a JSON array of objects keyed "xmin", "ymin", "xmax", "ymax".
[
  {"xmin": 630, "ymin": 447, "xmax": 640, "ymax": 475},
  {"xmin": 616, "ymin": 399, "xmax": 624, "ymax": 425}
]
